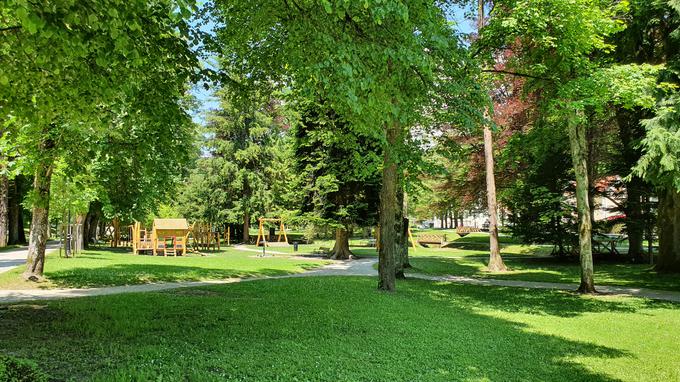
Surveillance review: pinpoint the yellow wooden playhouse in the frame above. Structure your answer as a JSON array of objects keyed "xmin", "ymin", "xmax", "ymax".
[{"xmin": 131, "ymin": 219, "xmax": 191, "ymax": 256}]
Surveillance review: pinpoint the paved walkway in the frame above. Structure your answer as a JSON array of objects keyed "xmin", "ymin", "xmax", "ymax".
[
  {"xmin": 1, "ymin": 257, "xmax": 679, "ymax": 304},
  {"xmin": 233, "ymin": 245, "xmax": 290, "ymax": 256},
  {"xmin": 0, "ymin": 242, "xmax": 60, "ymax": 274}
]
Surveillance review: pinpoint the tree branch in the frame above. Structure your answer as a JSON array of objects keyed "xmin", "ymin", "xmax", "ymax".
[
  {"xmin": 482, "ymin": 69, "xmax": 551, "ymax": 81},
  {"xmin": 0, "ymin": 25, "xmax": 21, "ymax": 33}
]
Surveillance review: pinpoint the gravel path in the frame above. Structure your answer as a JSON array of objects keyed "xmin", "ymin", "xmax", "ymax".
[
  {"xmin": 0, "ymin": 242, "xmax": 60, "ymax": 274},
  {"xmin": 1, "ymin": 256, "xmax": 679, "ymax": 304}
]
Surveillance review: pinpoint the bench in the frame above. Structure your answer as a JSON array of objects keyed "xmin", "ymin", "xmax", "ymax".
[
  {"xmin": 456, "ymin": 226, "xmax": 481, "ymax": 237},
  {"xmin": 417, "ymin": 234, "xmax": 447, "ymax": 248}
]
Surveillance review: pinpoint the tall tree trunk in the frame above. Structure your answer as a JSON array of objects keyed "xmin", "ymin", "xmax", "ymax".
[
  {"xmin": 378, "ymin": 123, "xmax": 398, "ymax": 292},
  {"xmin": 8, "ymin": 178, "xmax": 21, "ymax": 245},
  {"xmin": 0, "ymin": 173, "xmax": 8, "ymax": 247},
  {"xmin": 23, "ymin": 160, "xmax": 54, "ymax": 281},
  {"xmin": 75, "ymin": 214, "xmax": 86, "ymax": 254},
  {"xmin": 243, "ymin": 212, "xmax": 250, "ymax": 243},
  {"xmin": 484, "ymin": 124, "xmax": 506, "ymax": 272},
  {"xmin": 626, "ymin": 176, "xmax": 645, "ymax": 260},
  {"xmin": 82, "ymin": 202, "xmax": 102, "ymax": 249},
  {"xmin": 616, "ymin": 108, "xmax": 650, "ymax": 261},
  {"xmin": 586, "ymin": 125, "xmax": 597, "ymax": 228},
  {"xmin": 568, "ymin": 118, "xmax": 596, "ymax": 293},
  {"xmin": 331, "ymin": 226, "xmax": 353, "ymax": 260},
  {"xmin": 395, "ymin": 183, "xmax": 406, "ymax": 279},
  {"xmin": 655, "ymin": 187, "xmax": 680, "ymax": 272},
  {"xmin": 478, "ymin": 0, "xmax": 506, "ymax": 272}
]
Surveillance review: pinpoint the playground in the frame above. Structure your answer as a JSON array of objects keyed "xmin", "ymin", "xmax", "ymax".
[{"xmin": 3, "ymin": 1, "xmax": 680, "ymax": 381}]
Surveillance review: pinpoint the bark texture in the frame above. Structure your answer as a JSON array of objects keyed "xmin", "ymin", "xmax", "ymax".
[
  {"xmin": 330, "ymin": 227, "xmax": 353, "ymax": 260},
  {"xmin": 8, "ymin": 177, "xmax": 26, "ymax": 245},
  {"xmin": 0, "ymin": 174, "xmax": 8, "ymax": 247},
  {"xmin": 478, "ymin": 0, "xmax": 507, "ymax": 273},
  {"xmin": 75, "ymin": 214, "xmax": 86, "ymax": 254},
  {"xmin": 625, "ymin": 176, "xmax": 645, "ymax": 260},
  {"xmin": 395, "ymin": 186, "xmax": 406, "ymax": 279},
  {"xmin": 83, "ymin": 201, "xmax": 103, "ymax": 249},
  {"xmin": 243, "ymin": 212, "xmax": 250, "ymax": 243},
  {"xmin": 23, "ymin": 161, "xmax": 54, "ymax": 281},
  {"xmin": 656, "ymin": 188, "xmax": 680, "ymax": 272},
  {"xmin": 483, "ymin": 124, "xmax": 507, "ymax": 272},
  {"xmin": 378, "ymin": 124, "xmax": 398, "ymax": 292},
  {"xmin": 568, "ymin": 119, "xmax": 596, "ymax": 293}
]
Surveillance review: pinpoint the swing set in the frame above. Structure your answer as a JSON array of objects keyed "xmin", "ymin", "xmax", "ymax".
[{"xmin": 255, "ymin": 217, "xmax": 289, "ymax": 247}]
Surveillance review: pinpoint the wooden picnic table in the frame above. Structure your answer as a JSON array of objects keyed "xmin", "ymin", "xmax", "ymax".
[{"xmin": 592, "ymin": 233, "xmax": 627, "ymax": 255}]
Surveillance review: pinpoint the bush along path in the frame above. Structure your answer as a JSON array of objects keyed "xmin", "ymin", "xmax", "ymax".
[{"xmin": 0, "ymin": 257, "xmax": 679, "ymax": 304}]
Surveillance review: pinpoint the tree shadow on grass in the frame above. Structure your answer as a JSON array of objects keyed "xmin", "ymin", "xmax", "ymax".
[
  {"xmin": 410, "ymin": 256, "xmax": 680, "ymax": 292},
  {"xmin": 43, "ymin": 263, "xmax": 311, "ymax": 289},
  {"xmin": 0, "ymin": 277, "xmax": 648, "ymax": 381},
  {"xmin": 406, "ymin": 279, "xmax": 680, "ymax": 318},
  {"xmin": 410, "ymin": 256, "xmax": 486, "ymax": 276}
]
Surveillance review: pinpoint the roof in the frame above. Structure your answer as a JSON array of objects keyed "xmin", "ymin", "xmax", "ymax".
[{"xmin": 153, "ymin": 218, "xmax": 189, "ymax": 230}]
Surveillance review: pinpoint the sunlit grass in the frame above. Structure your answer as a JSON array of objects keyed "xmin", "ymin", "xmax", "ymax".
[
  {"xmin": 1, "ymin": 277, "xmax": 678, "ymax": 381},
  {"xmin": 0, "ymin": 248, "xmax": 329, "ymax": 290}
]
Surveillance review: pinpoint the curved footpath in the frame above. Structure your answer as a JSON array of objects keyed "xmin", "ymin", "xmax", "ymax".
[
  {"xmin": 0, "ymin": 255, "xmax": 679, "ymax": 304},
  {"xmin": 0, "ymin": 242, "xmax": 60, "ymax": 274}
]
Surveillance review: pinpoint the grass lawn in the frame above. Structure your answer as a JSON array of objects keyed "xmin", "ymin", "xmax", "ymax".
[
  {"xmin": 1, "ymin": 277, "xmax": 678, "ymax": 381},
  {"xmin": 408, "ymin": 256, "xmax": 680, "ymax": 292},
  {"xmin": 351, "ymin": 239, "xmax": 551, "ymax": 259},
  {"xmin": 0, "ymin": 248, "xmax": 329, "ymax": 290},
  {"xmin": 239, "ymin": 232, "xmax": 551, "ymax": 258}
]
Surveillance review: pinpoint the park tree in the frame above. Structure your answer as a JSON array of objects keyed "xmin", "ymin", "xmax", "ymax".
[
  {"xmin": 498, "ymin": 122, "xmax": 578, "ymax": 254},
  {"xmin": 293, "ymin": 104, "xmax": 381, "ymax": 260},
  {"xmin": 635, "ymin": 94, "xmax": 680, "ymax": 272},
  {"xmin": 209, "ymin": 0, "xmax": 481, "ymax": 291},
  {"xmin": 632, "ymin": 0, "xmax": 680, "ymax": 271},
  {"xmin": 0, "ymin": 0, "xmax": 199, "ymax": 280},
  {"xmin": 482, "ymin": 0, "xmax": 630, "ymax": 293},
  {"xmin": 607, "ymin": 0, "xmax": 679, "ymax": 261},
  {"xmin": 178, "ymin": 87, "xmax": 286, "ymax": 242},
  {"xmin": 475, "ymin": 0, "xmax": 507, "ymax": 272}
]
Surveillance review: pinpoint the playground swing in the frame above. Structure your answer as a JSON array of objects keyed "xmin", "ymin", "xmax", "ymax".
[{"xmin": 255, "ymin": 217, "xmax": 289, "ymax": 247}]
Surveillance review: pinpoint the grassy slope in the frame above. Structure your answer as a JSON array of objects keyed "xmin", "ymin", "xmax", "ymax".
[
  {"xmin": 1, "ymin": 277, "xmax": 678, "ymax": 381},
  {"xmin": 407, "ymin": 256, "xmax": 680, "ymax": 292},
  {"xmin": 0, "ymin": 248, "xmax": 329, "ymax": 290}
]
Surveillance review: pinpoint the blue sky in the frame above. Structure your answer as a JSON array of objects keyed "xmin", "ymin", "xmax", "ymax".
[{"xmin": 189, "ymin": 4, "xmax": 474, "ymax": 125}]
